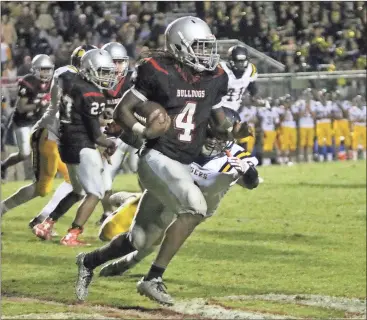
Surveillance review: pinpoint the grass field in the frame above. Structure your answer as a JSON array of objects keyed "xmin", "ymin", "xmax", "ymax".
[{"xmin": 1, "ymin": 161, "xmax": 366, "ymax": 319}]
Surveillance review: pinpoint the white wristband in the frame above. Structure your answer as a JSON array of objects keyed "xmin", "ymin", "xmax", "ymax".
[{"xmin": 132, "ymin": 122, "xmax": 146, "ymax": 136}]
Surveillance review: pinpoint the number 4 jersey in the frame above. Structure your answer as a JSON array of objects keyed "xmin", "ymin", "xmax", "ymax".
[
  {"xmin": 59, "ymin": 73, "xmax": 107, "ymax": 164},
  {"xmin": 132, "ymin": 56, "xmax": 229, "ymax": 164}
]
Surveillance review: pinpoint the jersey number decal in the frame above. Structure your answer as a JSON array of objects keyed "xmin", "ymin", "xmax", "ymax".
[
  {"xmin": 175, "ymin": 102, "xmax": 196, "ymax": 142},
  {"xmin": 227, "ymin": 87, "xmax": 245, "ymax": 102},
  {"xmin": 62, "ymin": 95, "xmax": 73, "ymax": 119},
  {"xmin": 91, "ymin": 102, "xmax": 105, "ymax": 115}
]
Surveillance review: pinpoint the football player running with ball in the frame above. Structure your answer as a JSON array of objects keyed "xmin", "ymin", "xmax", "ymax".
[
  {"xmin": 75, "ymin": 17, "xmax": 252, "ymax": 304},
  {"xmin": 97, "ymin": 108, "xmax": 259, "ymax": 279}
]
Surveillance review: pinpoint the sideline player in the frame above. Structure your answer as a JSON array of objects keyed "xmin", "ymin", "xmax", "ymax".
[
  {"xmin": 349, "ymin": 95, "xmax": 366, "ymax": 160},
  {"xmin": 75, "ymin": 16, "xmax": 252, "ymax": 304},
  {"xmin": 1, "ymin": 55, "xmax": 54, "ymax": 179},
  {"xmin": 29, "ymin": 45, "xmax": 97, "ymax": 233}
]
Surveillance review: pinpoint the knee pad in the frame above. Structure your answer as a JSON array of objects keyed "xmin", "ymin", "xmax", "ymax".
[
  {"xmin": 130, "ymin": 223, "xmax": 163, "ymax": 251},
  {"xmin": 129, "ymin": 225, "xmax": 146, "ymax": 251}
]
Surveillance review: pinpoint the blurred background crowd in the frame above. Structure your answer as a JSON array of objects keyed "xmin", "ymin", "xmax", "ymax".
[
  {"xmin": 1, "ymin": 1, "xmax": 366, "ymax": 179},
  {"xmin": 1, "ymin": 1, "xmax": 366, "ymax": 77}
]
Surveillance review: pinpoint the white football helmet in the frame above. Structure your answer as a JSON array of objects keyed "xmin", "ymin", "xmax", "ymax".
[
  {"xmin": 79, "ymin": 49, "xmax": 117, "ymax": 90},
  {"xmin": 31, "ymin": 54, "xmax": 54, "ymax": 82},
  {"xmin": 101, "ymin": 42, "xmax": 129, "ymax": 79},
  {"xmin": 165, "ymin": 16, "xmax": 219, "ymax": 72}
]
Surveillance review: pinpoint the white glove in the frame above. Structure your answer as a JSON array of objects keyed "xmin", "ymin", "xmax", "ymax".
[{"xmin": 227, "ymin": 156, "xmax": 250, "ymax": 174}]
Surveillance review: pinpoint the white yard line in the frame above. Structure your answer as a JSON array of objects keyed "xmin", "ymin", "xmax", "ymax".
[
  {"xmin": 218, "ymin": 294, "xmax": 366, "ymax": 315},
  {"xmin": 169, "ymin": 298, "xmax": 299, "ymax": 320}
]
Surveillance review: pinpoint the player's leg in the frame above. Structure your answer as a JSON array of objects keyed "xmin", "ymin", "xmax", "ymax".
[
  {"xmin": 325, "ymin": 123, "xmax": 333, "ymax": 161},
  {"xmin": 262, "ymin": 131, "xmax": 275, "ymax": 166},
  {"xmin": 342, "ymin": 121, "xmax": 352, "ymax": 159},
  {"xmin": 306, "ymin": 128, "xmax": 314, "ymax": 162},
  {"xmin": 75, "ymin": 189, "xmax": 166, "ymax": 301},
  {"xmin": 126, "ymin": 146, "xmax": 139, "ymax": 173},
  {"xmin": 360, "ymin": 126, "xmax": 366, "ymax": 160},
  {"xmin": 136, "ymin": 149, "xmax": 207, "ymax": 305},
  {"xmin": 61, "ymin": 148, "xmax": 105, "ymax": 246},
  {"xmin": 98, "ymin": 139, "xmax": 127, "ymax": 224},
  {"xmin": 1, "ymin": 128, "xmax": 43, "ymax": 215},
  {"xmin": 289, "ymin": 127, "xmax": 297, "ymax": 164},
  {"xmin": 1, "ymin": 125, "xmax": 32, "ymax": 173},
  {"xmin": 98, "ymin": 194, "xmax": 141, "ymax": 241},
  {"xmin": 316, "ymin": 123, "xmax": 326, "ymax": 161}
]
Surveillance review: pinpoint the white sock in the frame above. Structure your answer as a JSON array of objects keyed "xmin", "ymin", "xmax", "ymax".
[
  {"xmin": 363, "ymin": 151, "xmax": 366, "ymax": 160},
  {"xmin": 37, "ymin": 182, "xmax": 73, "ymax": 221},
  {"xmin": 263, "ymin": 158, "xmax": 271, "ymax": 166},
  {"xmin": 2, "ymin": 183, "xmax": 37, "ymax": 215},
  {"xmin": 327, "ymin": 153, "xmax": 333, "ymax": 162},
  {"xmin": 307, "ymin": 154, "xmax": 313, "ymax": 163},
  {"xmin": 318, "ymin": 154, "xmax": 325, "ymax": 162}
]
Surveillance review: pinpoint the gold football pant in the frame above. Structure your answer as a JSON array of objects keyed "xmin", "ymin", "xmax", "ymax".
[
  {"xmin": 299, "ymin": 127, "xmax": 315, "ymax": 148},
  {"xmin": 31, "ymin": 128, "xmax": 70, "ymax": 197},
  {"xmin": 238, "ymin": 136, "xmax": 255, "ymax": 153},
  {"xmin": 333, "ymin": 119, "xmax": 351, "ymax": 147},
  {"xmin": 279, "ymin": 127, "xmax": 297, "ymax": 151},
  {"xmin": 263, "ymin": 130, "xmax": 277, "ymax": 152},
  {"xmin": 99, "ymin": 196, "xmax": 141, "ymax": 241},
  {"xmin": 316, "ymin": 122, "xmax": 332, "ymax": 146},
  {"xmin": 352, "ymin": 125, "xmax": 366, "ymax": 150}
]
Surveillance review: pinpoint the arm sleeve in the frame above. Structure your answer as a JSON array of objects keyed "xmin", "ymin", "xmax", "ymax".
[{"xmin": 248, "ymin": 82, "xmax": 258, "ymax": 97}]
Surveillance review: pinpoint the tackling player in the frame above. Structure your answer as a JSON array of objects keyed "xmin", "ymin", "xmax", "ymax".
[
  {"xmin": 1, "ymin": 55, "xmax": 54, "ymax": 180},
  {"xmin": 75, "ymin": 16, "xmax": 252, "ymax": 304}
]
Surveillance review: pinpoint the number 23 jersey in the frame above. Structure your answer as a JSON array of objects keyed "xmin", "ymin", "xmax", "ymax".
[
  {"xmin": 132, "ymin": 56, "xmax": 229, "ymax": 164},
  {"xmin": 58, "ymin": 74, "xmax": 106, "ymax": 164}
]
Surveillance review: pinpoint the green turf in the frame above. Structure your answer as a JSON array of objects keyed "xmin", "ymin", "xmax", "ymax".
[{"xmin": 1, "ymin": 161, "xmax": 366, "ymax": 318}]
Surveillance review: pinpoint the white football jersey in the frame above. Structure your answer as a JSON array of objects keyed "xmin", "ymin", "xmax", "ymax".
[
  {"xmin": 277, "ymin": 105, "xmax": 296, "ymax": 128},
  {"xmin": 219, "ymin": 61, "xmax": 258, "ymax": 112},
  {"xmin": 332, "ymin": 100, "xmax": 351, "ymax": 120},
  {"xmin": 293, "ymin": 99, "xmax": 315, "ymax": 128},
  {"xmin": 349, "ymin": 105, "xmax": 366, "ymax": 126},
  {"xmin": 313, "ymin": 100, "xmax": 331, "ymax": 123},
  {"xmin": 258, "ymin": 103, "xmax": 279, "ymax": 131},
  {"xmin": 239, "ymin": 106, "xmax": 257, "ymax": 128},
  {"xmin": 32, "ymin": 65, "xmax": 78, "ymax": 139},
  {"xmin": 190, "ymin": 143, "xmax": 258, "ymax": 216}
]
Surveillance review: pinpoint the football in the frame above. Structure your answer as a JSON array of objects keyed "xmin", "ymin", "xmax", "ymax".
[{"xmin": 134, "ymin": 101, "xmax": 171, "ymax": 139}]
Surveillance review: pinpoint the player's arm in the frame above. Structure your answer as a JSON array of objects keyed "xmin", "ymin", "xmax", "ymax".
[
  {"xmin": 113, "ymin": 59, "xmax": 157, "ymax": 138},
  {"xmin": 15, "ymin": 80, "xmax": 39, "ymax": 113}
]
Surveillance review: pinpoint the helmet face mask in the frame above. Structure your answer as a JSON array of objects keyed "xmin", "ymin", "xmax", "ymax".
[
  {"xmin": 80, "ymin": 49, "xmax": 117, "ymax": 90},
  {"xmin": 101, "ymin": 42, "xmax": 129, "ymax": 80},
  {"xmin": 165, "ymin": 16, "xmax": 220, "ymax": 72},
  {"xmin": 31, "ymin": 54, "xmax": 54, "ymax": 82}
]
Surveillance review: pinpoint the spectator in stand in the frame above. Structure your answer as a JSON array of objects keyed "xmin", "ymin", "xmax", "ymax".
[
  {"xmin": 1, "ymin": 36, "xmax": 12, "ymax": 71},
  {"xmin": 84, "ymin": 6, "xmax": 96, "ymax": 28},
  {"xmin": 15, "ymin": 6, "xmax": 34, "ymax": 46},
  {"xmin": 118, "ymin": 14, "xmax": 140, "ymax": 57},
  {"xmin": 72, "ymin": 14, "xmax": 91, "ymax": 42},
  {"xmin": 1, "ymin": 14, "xmax": 17, "ymax": 47},
  {"xmin": 35, "ymin": 3, "xmax": 55, "ymax": 32},
  {"xmin": 2, "ymin": 60, "xmax": 18, "ymax": 105},
  {"xmin": 96, "ymin": 10, "xmax": 116, "ymax": 44},
  {"xmin": 52, "ymin": 5, "xmax": 68, "ymax": 40},
  {"xmin": 54, "ymin": 43, "xmax": 70, "ymax": 69},
  {"xmin": 44, "ymin": 27, "xmax": 64, "ymax": 52},
  {"xmin": 12, "ymin": 38, "xmax": 31, "ymax": 67},
  {"xmin": 29, "ymin": 27, "xmax": 52, "ymax": 56},
  {"xmin": 17, "ymin": 55, "xmax": 32, "ymax": 76},
  {"xmin": 148, "ymin": 13, "xmax": 166, "ymax": 48}
]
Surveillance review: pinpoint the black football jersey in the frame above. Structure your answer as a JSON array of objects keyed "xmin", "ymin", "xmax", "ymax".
[
  {"xmin": 58, "ymin": 74, "xmax": 107, "ymax": 164},
  {"xmin": 12, "ymin": 74, "xmax": 51, "ymax": 127},
  {"xmin": 104, "ymin": 70, "xmax": 134, "ymax": 110},
  {"xmin": 133, "ymin": 56, "xmax": 229, "ymax": 164}
]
